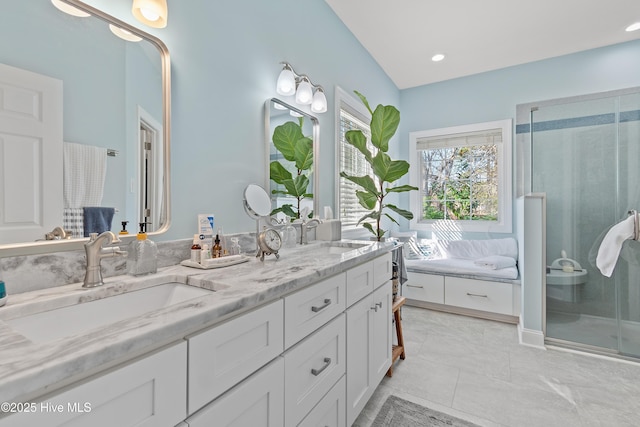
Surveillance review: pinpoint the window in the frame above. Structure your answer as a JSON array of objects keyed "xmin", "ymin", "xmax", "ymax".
[
  {"xmin": 409, "ymin": 119, "xmax": 512, "ymax": 233},
  {"xmin": 336, "ymin": 88, "xmax": 374, "ymax": 227}
]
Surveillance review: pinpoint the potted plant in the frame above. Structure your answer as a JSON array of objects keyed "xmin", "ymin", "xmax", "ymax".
[
  {"xmin": 269, "ymin": 117, "xmax": 313, "ymax": 219},
  {"xmin": 340, "ymin": 91, "xmax": 417, "ymax": 241}
]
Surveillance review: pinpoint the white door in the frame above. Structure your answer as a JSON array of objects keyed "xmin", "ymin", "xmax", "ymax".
[{"xmin": 0, "ymin": 62, "xmax": 63, "ymax": 244}]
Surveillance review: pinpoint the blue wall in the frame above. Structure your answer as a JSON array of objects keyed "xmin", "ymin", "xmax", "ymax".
[
  {"xmin": 83, "ymin": 1, "xmax": 640, "ymax": 242},
  {"xmin": 399, "ymin": 39, "xmax": 640, "ymax": 239},
  {"xmin": 87, "ymin": 0, "xmax": 398, "ymax": 241}
]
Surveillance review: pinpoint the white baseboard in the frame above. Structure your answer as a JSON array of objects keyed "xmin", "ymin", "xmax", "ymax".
[{"xmin": 518, "ymin": 315, "xmax": 546, "ymax": 349}]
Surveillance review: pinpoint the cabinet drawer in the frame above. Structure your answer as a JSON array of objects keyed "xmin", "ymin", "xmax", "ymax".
[
  {"xmin": 284, "ymin": 314, "xmax": 346, "ymax": 427},
  {"xmin": 298, "ymin": 375, "xmax": 346, "ymax": 427},
  {"xmin": 188, "ymin": 300, "xmax": 284, "ymax": 414},
  {"xmin": 404, "ymin": 272, "xmax": 444, "ymax": 303},
  {"xmin": 372, "ymin": 253, "xmax": 392, "ymax": 288},
  {"xmin": 0, "ymin": 342, "xmax": 187, "ymax": 427},
  {"xmin": 444, "ymin": 277, "xmax": 513, "ymax": 315},
  {"xmin": 186, "ymin": 357, "xmax": 284, "ymax": 427},
  {"xmin": 345, "ymin": 261, "xmax": 373, "ymax": 307},
  {"xmin": 284, "ymin": 273, "xmax": 346, "ymax": 348}
]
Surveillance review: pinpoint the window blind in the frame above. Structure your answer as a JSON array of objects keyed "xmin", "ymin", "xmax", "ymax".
[
  {"xmin": 416, "ymin": 128, "xmax": 502, "ymax": 150},
  {"xmin": 339, "ymin": 107, "xmax": 374, "ymax": 226}
]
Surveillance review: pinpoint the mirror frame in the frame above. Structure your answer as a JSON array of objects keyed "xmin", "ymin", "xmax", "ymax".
[
  {"xmin": 0, "ymin": 0, "xmax": 171, "ymax": 257},
  {"xmin": 264, "ymin": 98, "xmax": 320, "ymax": 221}
]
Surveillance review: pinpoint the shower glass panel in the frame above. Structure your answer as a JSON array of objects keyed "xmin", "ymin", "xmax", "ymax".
[{"xmin": 532, "ymin": 90, "xmax": 640, "ymax": 357}]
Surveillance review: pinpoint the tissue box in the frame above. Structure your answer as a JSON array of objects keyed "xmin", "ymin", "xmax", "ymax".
[{"xmin": 316, "ymin": 219, "xmax": 341, "ymax": 241}]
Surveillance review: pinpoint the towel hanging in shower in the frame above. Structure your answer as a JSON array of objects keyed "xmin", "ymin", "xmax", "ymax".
[{"xmin": 596, "ymin": 216, "xmax": 635, "ymax": 277}]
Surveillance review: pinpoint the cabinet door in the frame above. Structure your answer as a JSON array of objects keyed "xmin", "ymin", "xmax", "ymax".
[
  {"xmin": 188, "ymin": 299, "xmax": 284, "ymax": 414},
  {"xmin": 186, "ymin": 357, "xmax": 284, "ymax": 427},
  {"xmin": 371, "ymin": 283, "xmax": 392, "ymax": 383},
  {"xmin": 298, "ymin": 375, "xmax": 346, "ymax": 427},
  {"xmin": 345, "ymin": 295, "xmax": 373, "ymax": 426},
  {"xmin": 284, "ymin": 273, "xmax": 346, "ymax": 349},
  {"xmin": 0, "ymin": 342, "xmax": 187, "ymax": 427},
  {"xmin": 284, "ymin": 314, "xmax": 346, "ymax": 427},
  {"xmin": 345, "ymin": 261, "xmax": 373, "ymax": 308},
  {"xmin": 404, "ymin": 272, "xmax": 445, "ymax": 303}
]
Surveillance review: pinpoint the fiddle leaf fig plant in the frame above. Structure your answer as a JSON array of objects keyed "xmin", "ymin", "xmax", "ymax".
[
  {"xmin": 340, "ymin": 91, "xmax": 418, "ymax": 241},
  {"xmin": 270, "ymin": 118, "xmax": 313, "ymax": 219}
]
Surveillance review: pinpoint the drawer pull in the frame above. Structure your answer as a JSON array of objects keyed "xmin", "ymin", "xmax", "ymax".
[
  {"xmin": 371, "ymin": 302, "xmax": 382, "ymax": 312},
  {"xmin": 466, "ymin": 292, "xmax": 488, "ymax": 298},
  {"xmin": 311, "ymin": 357, "xmax": 332, "ymax": 376},
  {"xmin": 311, "ymin": 298, "xmax": 332, "ymax": 312},
  {"xmin": 406, "ymin": 284, "xmax": 424, "ymax": 289}
]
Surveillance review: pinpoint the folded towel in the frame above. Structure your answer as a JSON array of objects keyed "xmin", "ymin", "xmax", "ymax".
[
  {"xmin": 596, "ymin": 216, "xmax": 635, "ymax": 277},
  {"xmin": 474, "ymin": 255, "xmax": 516, "ymax": 270},
  {"xmin": 83, "ymin": 207, "xmax": 115, "ymax": 237}
]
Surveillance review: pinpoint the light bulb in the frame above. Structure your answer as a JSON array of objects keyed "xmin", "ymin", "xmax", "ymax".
[
  {"xmin": 140, "ymin": 7, "xmax": 160, "ymax": 21},
  {"xmin": 296, "ymin": 77, "xmax": 313, "ymax": 105},
  {"xmin": 276, "ymin": 68, "xmax": 296, "ymax": 96},
  {"xmin": 311, "ymin": 88, "xmax": 327, "ymax": 113},
  {"xmin": 109, "ymin": 25, "xmax": 142, "ymax": 42},
  {"xmin": 290, "ymin": 110, "xmax": 303, "ymax": 118},
  {"xmin": 132, "ymin": 0, "xmax": 168, "ymax": 28},
  {"xmin": 51, "ymin": 0, "xmax": 90, "ymax": 17}
]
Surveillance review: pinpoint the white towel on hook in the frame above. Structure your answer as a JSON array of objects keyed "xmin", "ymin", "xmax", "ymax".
[
  {"xmin": 63, "ymin": 142, "xmax": 107, "ymax": 208},
  {"xmin": 596, "ymin": 216, "xmax": 635, "ymax": 277}
]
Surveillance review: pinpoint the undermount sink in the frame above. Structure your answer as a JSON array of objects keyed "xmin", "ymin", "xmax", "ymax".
[{"xmin": 6, "ymin": 283, "xmax": 212, "ymax": 344}]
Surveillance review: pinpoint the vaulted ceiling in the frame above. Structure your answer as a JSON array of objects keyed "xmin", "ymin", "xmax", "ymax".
[{"xmin": 324, "ymin": 0, "xmax": 640, "ymax": 89}]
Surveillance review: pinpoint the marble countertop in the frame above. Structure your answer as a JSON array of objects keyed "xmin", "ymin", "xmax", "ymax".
[{"xmin": 0, "ymin": 240, "xmax": 393, "ymax": 403}]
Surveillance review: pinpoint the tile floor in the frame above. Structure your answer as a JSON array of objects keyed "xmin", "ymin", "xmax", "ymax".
[{"xmin": 354, "ymin": 306, "xmax": 640, "ymax": 427}]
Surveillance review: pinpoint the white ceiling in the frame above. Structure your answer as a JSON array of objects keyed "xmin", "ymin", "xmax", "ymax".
[{"xmin": 324, "ymin": 0, "xmax": 640, "ymax": 89}]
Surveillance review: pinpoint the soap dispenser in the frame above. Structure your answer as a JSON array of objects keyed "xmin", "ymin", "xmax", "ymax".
[{"xmin": 127, "ymin": 223, "xmax": 158, "ymax": 276}]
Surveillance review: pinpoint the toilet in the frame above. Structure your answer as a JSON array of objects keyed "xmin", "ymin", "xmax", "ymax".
[{"xmin": 546, "ymin": 256, "xmax": 588, "ymax": 303}]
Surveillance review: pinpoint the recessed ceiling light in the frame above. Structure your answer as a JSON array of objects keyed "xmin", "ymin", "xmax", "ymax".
[
  {"xmin": 626, "ymin": 22, "xmax": 640, "ymax": 32},
  {"xmin": 431, "ymin": 54, "xmax": 445, "ymax": 62}
]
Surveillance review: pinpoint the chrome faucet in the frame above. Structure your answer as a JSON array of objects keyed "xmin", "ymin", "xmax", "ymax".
[
  {"xmin": 83, "ymin": 231, "xmax": 127, "ymax": 288},
  {"xmin": 299, "ymin": 218, "xmax": 321, "ymax": 244}
]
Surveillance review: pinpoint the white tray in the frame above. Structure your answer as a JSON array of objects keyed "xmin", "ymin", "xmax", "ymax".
[{"xmin": 180, "ymin": 255, "xmax": 250, "ymax": 269}]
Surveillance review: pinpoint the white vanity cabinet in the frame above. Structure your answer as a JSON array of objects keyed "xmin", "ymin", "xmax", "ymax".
[
  {"xmin": 345, "ymin": 253, "xmax": 392, "ymax": 426},
  {"xmin": 187, "ymin": 299, "xmax": 284, "ymax": 414},
  {"xmin": 0, "ymin": 341, "xmax": 187, "ymax": 427},
  {"xmin": 185, "ymin": 357, "xmax": 285, "ymax": 427}
]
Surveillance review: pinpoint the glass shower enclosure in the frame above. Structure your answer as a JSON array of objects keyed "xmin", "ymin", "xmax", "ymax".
[{"xmin": 530, "ymin": 89, "xmax": 640, "ymax": 358}]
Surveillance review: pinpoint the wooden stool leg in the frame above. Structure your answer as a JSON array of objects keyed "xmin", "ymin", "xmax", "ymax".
[{"xmin": 394, "ymin": 308, "xmax": 405, "ymax": 359}]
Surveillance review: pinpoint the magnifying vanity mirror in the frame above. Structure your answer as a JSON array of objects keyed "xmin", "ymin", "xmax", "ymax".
[
  {"xmin": 0, "ymin": 0, "xmax": 171, "ymax": 256},
  {"xmin": 264, "ymin": 98, "xmax": 319, "ymax": 223}
]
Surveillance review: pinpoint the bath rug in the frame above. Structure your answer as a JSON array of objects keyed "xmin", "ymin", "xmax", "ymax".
[{"xmin": 371, "ymin": 395, "xmax": 479, "ymax": 427}]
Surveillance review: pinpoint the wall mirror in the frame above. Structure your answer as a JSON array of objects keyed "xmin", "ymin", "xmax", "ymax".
[
  {"xmin": 264, "ymin": 98, "xmax": 319, "ymax": 223},
  {"xmin": 0, "ymin": 0, "xmax": 171, "ymax": 256}
]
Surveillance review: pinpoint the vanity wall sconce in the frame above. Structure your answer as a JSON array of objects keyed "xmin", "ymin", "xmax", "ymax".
[
  {"xmin": 276, "ymin": 62, "xmax": 327, "ymax": 114},
  {"xmin": 132, "ymin": 0, "xmax": 168, "ymax": 28}
]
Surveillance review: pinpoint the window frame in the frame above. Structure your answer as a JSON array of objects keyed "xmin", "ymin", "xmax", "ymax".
[{"xmin": 409, "ymin": 119, "xmax": 513, "ymax": 233}]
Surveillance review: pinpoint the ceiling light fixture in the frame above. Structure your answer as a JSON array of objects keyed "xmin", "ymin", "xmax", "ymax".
[
  {"xmin": 276, "ymin": 62, "xmax": 327, "ymax": 114},
  {"xmin": 626, "ymin": 22, "xmax": 640, "ymax": 32},
  {"xmin": 431, "ymin": 54, "xmax": 445, "ymax": 62},
  {"xmin": 132, "ymin": 0, "xmax": 168, "ymax": 28},
  {"xmin": 51, "ymin": 0, "xmax": 90, "ymax": 17}
]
